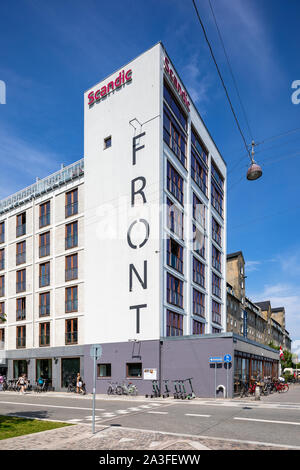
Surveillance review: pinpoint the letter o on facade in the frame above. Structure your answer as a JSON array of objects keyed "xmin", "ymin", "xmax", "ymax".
[{"xmin": 127, "ymin": 219, "xmax": 150, "ymax": 249}]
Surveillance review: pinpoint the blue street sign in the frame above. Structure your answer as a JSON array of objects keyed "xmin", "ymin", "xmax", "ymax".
[
  {"xmin": 224, "ymin": 354, "xmax": 232, "ymax": 363},
  {"xmin": 209, "ymin": 356, "xmax": 223, "ymax": 363}
]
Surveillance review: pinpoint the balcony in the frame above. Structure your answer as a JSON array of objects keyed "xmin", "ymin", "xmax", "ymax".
[
  {"xmin": 16, "ymin": 224, "xmax": 26, "ymax": 237},
  {"xmin": 65, "ymin": 268, "xmax": 78, "ymax": 282},
  {"xmin": 65, "ymin": 332, "xmax": 78, "ymax": 345},
  {"xmin": 39, "ymin": 335, "xmax": 50, "ymax": 347},
  {"xmin": 39, "ymin": 275, "xmax": 50, "ymax": 288},
  {"xmin": 16, "ymin": 337, "xmax": 26, "ymax": 349},
  {"xmin": 65, "ymin": 202, "xmax": 78, "ymax": 218},
  {"xmin": 16, "ymin": 281, "xmax": 26, "ymax": 293},
  {"xmin": 39, "ymin": 305, "xmax": 50, "ymax": 317},
  {"xmin": 16, "ymin": 253, "xmax": 26, "ymax": 265},
  {"xmin": 65, "ymin": 235, "xmax": 78, "ymax": 250},
  {"xmin": 39, "ymin": 245, "xmax": 50, "ymax": 258},
  {"xmin": 39, "ymin": 213, "xmax": 50, "ymax": 228},
  {"xmin": 65, "ymin": 300, "xmax": 78, "ymax": 313}
]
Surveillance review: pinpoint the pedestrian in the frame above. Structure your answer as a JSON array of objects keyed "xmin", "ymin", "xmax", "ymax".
[
  {"xmin": 76, "ymin": 373, "xmax": 83, "ymax": 394},
  {"xmin": 17, "ymin": 373, "xmax": 26, "ymax": 394},
  {"xmin": 0, "ymin": 373, "xmax": 3, "ymax": 392}
]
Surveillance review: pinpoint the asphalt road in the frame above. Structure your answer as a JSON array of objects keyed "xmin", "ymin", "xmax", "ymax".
[{"xmin": 1, "ymin": 392, "xmax": 300, "ymax": 449}]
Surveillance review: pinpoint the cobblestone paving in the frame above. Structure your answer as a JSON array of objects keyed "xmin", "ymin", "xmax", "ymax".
[{"xmin": 0, "ymin": 423, "xmax": 297, "ymax": 451}]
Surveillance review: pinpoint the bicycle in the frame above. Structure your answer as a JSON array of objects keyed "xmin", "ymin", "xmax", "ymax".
[
  {"xmin": 118, "ymin": 382, "xmax": 138, "ymax": 396},
  {"xmin": 107, "ymin": 382, "xmax": 122, "ymax": 395}
]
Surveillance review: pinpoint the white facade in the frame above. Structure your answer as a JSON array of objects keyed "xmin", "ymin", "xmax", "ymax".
[{"xmin": 84, "ymin": 42, "xmax": 226, "ymax": 345}]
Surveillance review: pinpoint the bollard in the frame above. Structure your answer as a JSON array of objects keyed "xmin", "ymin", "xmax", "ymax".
[{"xmin": 255, "ymin": 384, "xmax": 261, "ymax": 401}]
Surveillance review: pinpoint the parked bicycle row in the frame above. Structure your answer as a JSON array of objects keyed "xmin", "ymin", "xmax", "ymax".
[
  {"xmin": 107, "ymin": 381, "xmax": 138, "ymax": 396},
  {"xmin": 239, "ymin": 378, "xmax": 289, "ymax": 398},
  {"xmin": 145, "ymin": 378, "xmax": 196, "ymax": 400},
  {"xmin": 0, "ymin": 375, "xmax": 54, "ymax": 393}
]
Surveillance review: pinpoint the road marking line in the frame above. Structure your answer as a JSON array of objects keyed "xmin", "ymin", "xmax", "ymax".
[
  {"xmin": 140, "ymin": 405, "xmax": 152, "ymax": 409},
  {"xmin": 234, "ymin": 417, "xmax": 300, "ymax": 426},
  {"xmin": 0, "ymin": 401, "xmax": 105, "ymax": 412},
  {"xmin": 147, "ymin": 411, "xmax": 168, "ymax": 415},
  {"xmin": 185, "ymin": 414, "xmax": 211, "ymax": 418},
  {"xmin": 114, "ymin": 425, "xmax": 300, "ymax": 450},
  {"xmin": 117, "ymin": 410, "xmax": 130, "ymax": 414}
]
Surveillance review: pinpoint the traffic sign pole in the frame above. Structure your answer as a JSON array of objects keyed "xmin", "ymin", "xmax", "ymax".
[{"xmin": 90, "ymin": 345, "xmax": 102, "ymax": 434}]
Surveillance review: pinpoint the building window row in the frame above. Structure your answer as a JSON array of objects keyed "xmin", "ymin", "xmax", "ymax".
[
  {"xmin": 167, "ymin": 161, "xmax": 184, "ymax": 205},
  {"xmin": 15, "ymin": 319, "xmax": 78, "ymax": 349},
  {"xmin": 166, "ymin": 238, "xmax": 183, "ymax": 274},
  {"xmin": 166, "ymin": 272, "xmax": 183, "ymax": 309}
]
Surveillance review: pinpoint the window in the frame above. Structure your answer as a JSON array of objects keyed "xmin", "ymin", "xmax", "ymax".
[
  {"xmin": 0, "ymin": 328, "xmax": 4, "ymax": 348},
  {"xmin": 166, "ymin": 273, "xmax": 183, "ymax": 308},
  {"xmin": 65, "ymin": 254, "xmax": 78, "ymax": 281},
  {"xmin": 166, "ymin": 310, "xmax": 183, "ymax": 336},
  {"xmin": 104, "ymin": 136, "xmax": 112, "ymax": 149},
  {"xmin": 212, "ymin": 300, "xmax": 222, "ymax": 325},
  {"xmin": 0, "ymin": 276, "xmax": 4, "ymax": 297},
  {"xmin": 193, "ymin": 319, "xmax": 205, "ymax": 335},
  {"xmin": 164, "ymin": 81, "xmax": 187, "ymax": 130},
  {"xmin": 65, "ymin": 189, "xmax": 78, "ymax": 218},
  {"xmin": 16, "ymin": 241, "xmax": 26, "ymax": 265},
  {"xmin": 16, "ymin": 297, "xmax": 26, "ymax": 321},
  {"xmin": 16, "ymin": 325, "xmax": 26, "ymax": 348},
  {"xmin": 191, "ymin": 148, "xmax": 208, "ymax": 196},
  {"xmin": 39, "ymin": 262, "xmax": 50, "ymax": 288},
  {"xmin": 163, "ymin": 84, "xmax": 187, "ymax": 169},
  {"xmin": 191, "ymin": 128, "xmax": 208, "ymax": 165},
  {"xmin": 167, "ymin": 161, "xmax": 184, "ymax": 205},
  {"xmin": 97, "ymin": 364, "xmax": 111, "ymax": 378},
  {"xmin": 0, "ymin": 222, "xmax": 4, "ymax": 244},
  {"xmin": 16, "ymin": 269, "xmax": 26, "ymax": 293},
  {"xmin": 166, "ymin": 238, "xmax": 183, "ymax": 274},
  {"xmin": 193, "ymin": 289, "xmax": 205, "ymax": 318},
  {"xmin": 39, "ymin": 232, "xmax": 50, "ymax": 258},
  {"xmin": 65, "ymin": 318, "xmax": 78, "ymax": 344},
  {"xmin": 212, "ymin": 217, "xmax": 222, "ymax": 247},
  {"xmin": 0, "ymin": 249, "xmax": 4, "ymax": 271},
  {"xmin": 167, "ymin": 198, "xmax": 184, "ymax": 239},
  {"xmin": 212, "ymin": 272, "xmax": 221, "ymax": 298},
  {"xmin": 65, "ymin": 286, "xmax": 78, "ymax": 313},
  {"xmin": 126, "ymin": 363, "xmax": 142, "ymax": 378},
  {"xmin": 211, "ymin": 182, "xmax": 223, "ymax": 217},
  {"xmin": 212, "ymin": 245, "xmax": 221, "ymax": 273},
  {"xmin": 212, "ymin": 327, "xmax": 221, "ymax": 334},
  {"xmin": 39, "ymin": 292, "xmax": 50, "ymax": 317},
  {"xmin": 16, "ymin": 212, "xmax": 26, "ymax": 237},
  {"xmin": 0, "ymin": 302, "xmax": 5, "ymax": 323},
  {"xmin": 193, "ymin": 193, "xmax": 205, "ymax": 228},
  {"xmin": 193, "ymin": 225, "xmax": 205, "ymax": 259},
  {"xmin": 39, "ymin": 201, "xmax": 50, "ymax": 228},
  {"xmin": 39, "ymin": 322, "xmax": 50, "ymax": 347},
  {"xmin": 211, "ymin": 161, "xmax": 224, "ymax": 191},
  {"xmin": 193, "ymin": 257, "xmax": 205, "ymax": 288},
  {"xmin": 65, "ymin": 221, "xmax": 78, "ymax": 249}
]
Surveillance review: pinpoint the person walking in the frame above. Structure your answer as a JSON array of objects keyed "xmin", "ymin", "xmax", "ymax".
[
  {"xmin": 0, "ymin": 373, "xmax": 3, "ymax": 392},
  {"xmin": 17, "ymin": 373, "xmax": 26, "ymax": 394},
  {"xmin": 76, "ymin": 373, "xmax": 83, "ymax": 394}
]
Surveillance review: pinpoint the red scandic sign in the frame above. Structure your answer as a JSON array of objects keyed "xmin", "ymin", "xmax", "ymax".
[
  {"xmin": 88, "ymin": 69, "xmax": 132, "ymax": 106},
  {"xmin": 164, "ymin": 57, "xmax": 190, "ymax": 112}
]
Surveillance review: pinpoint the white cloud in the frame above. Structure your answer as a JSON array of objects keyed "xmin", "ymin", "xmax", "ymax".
[{"xmin": 245, "ymin": 260, "xmax": 261, "ymax": 273}]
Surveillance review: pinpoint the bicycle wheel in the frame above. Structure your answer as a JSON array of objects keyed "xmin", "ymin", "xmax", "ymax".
[
  {"xmin": 283, "ymin": 383, "xmax": 289, "ymax": 392},
  {"xmin": 107, "ymin": 385, "xmax": 114, "ymax": 395},
  {"xmin": 116, "ymin": 385, "xmax": 123, "ymax": 395}
]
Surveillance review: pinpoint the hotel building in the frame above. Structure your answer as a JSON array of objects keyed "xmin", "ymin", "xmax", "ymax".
[{"xmin": 0, "ymin": 43, "xmax": 280, "ymax": 397}]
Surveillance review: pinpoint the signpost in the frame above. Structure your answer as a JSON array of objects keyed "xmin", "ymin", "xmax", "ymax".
[
  {"xmin": 224, "ymin": 354, "xmax": 232, "ymax": 398},
  {"xmin": 209, "ymin": 357, "xmax": 223, "ymax": 399},
  {"xmin": 90, "ymin": 344, "xmax": 102, "ymax": 434}
]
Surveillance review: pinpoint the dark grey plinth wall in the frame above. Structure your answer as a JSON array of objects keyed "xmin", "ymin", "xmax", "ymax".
[{"xmin": 84, "ymin": 335, "xmax": 235, "ymax": 398}]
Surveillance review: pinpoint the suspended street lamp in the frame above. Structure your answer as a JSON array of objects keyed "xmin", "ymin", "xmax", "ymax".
[{"xmin": 246, "ymin": 141, "xmax": 263, "ymax": 181}]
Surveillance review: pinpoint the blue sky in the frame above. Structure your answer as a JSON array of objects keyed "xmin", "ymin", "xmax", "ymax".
[{"xmin": 0, "ymin": 0, "xmax": 299, "ymax": 349}]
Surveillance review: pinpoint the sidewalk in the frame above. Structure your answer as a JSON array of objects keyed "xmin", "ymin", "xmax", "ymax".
[{"xmin": 0, "ymin": 422, "xmax": 297, "ymax": 451}]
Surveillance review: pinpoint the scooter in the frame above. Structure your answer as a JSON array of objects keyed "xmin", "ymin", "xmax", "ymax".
[
  {"xmin": 162, "ymin": 379, "xmax": 170, "ymax": 398},
  {"xmin": 185, "ymin": 377, "xmax": 196, "ymax": 400},
  {"xmin": 151, "ymin": 380, "xmax": 161, "ymax": 398}
]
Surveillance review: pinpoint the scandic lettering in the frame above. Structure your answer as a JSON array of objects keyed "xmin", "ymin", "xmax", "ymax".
[
  {"xmin": 88, "ymin": 69, "xmax": 132, "ymax": 106},
  {"xmin": 164, "ymin": 56, "xmax": 190, "ymax": 111}
]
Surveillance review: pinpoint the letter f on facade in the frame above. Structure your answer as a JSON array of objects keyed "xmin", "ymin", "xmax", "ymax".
[{"xmin": 0, "ymin": 80, "xmax": 6, "ymax": 104}]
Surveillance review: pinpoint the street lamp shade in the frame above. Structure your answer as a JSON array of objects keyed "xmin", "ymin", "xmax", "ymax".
[{"xmin": 247, "ymin": 161, "xmax": 263, "ymax": 181}]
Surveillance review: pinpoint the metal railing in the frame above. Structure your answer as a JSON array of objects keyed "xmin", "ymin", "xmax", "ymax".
[
  {"xmin": 65, "ymin": 332, "xmax": 78, "ymax": 344},
  {"xmin": 0, "ymin": 159, "xmax": 84, "ymax": 214},
  {"xmin": 65, "ymin": 268, "xmax": 78, "ymax": 282}
]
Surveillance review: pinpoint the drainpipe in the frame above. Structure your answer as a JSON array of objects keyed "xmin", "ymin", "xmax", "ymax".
[{"xmin": 159, "ymin": 340, "xmax": 163, "ymax": 396}]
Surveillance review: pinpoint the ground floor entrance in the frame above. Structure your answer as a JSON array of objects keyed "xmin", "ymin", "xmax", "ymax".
[{"xmin": 61, "ymin": 357, "xmax": 80, "ymax": 388}]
